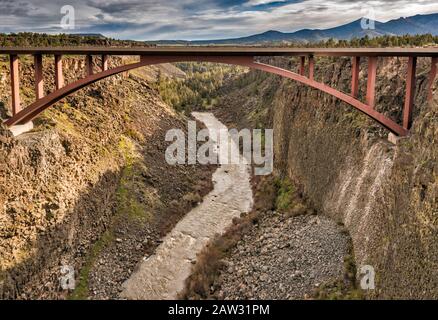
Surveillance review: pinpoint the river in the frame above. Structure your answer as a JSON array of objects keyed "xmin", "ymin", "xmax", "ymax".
[{"xmin": 120, "ymin": 112, "xmax": 253, "ymax": 299}]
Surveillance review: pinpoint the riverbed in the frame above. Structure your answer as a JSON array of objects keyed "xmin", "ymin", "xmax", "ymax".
[{"xmin": 120, "ymin": 112, "xmax": 253, "ymax": 299}]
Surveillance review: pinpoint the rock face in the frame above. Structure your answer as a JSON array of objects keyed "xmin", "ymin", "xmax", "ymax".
[
  {"xmin": 215, "ymin": 56, "xmax": 438, "ymax": 299},
  {"xmin": 215, "ymin": 213, "xmax": 350, "ymax": 300},
  {"xmin": 0, "ymin": 57, "xmax": 213, "ymax": 299}
]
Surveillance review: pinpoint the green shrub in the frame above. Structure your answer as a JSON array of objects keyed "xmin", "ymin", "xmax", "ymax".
[{"xmin": 274, "ymin": 178, "xmax": 296, "ymax": 212}]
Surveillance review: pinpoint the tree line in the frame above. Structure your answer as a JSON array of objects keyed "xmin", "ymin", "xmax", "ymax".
[
  {"xmin": 152, "ymin": 62, "xmax": 245, "ymax": 112},
  {"xmin": 311, "ymin": 34, "xmax": 438, "ymax": 48},
  {"xmin": 0, "ymin": 32, "xmax": 150, "ymax": 47}
]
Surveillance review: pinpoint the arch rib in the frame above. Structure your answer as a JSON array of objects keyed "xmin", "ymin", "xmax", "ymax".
[
  {"xmin": 4, "ymin": 55, "xmax": 408, "ymax": 136},
  {"xmin": 245, "ymin": 60, "xmax": 408, "ymax": 136}
]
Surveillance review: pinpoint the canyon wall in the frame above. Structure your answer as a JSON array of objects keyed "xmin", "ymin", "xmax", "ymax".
[{"xmin": 0, "ymin": 57, "xmax": 211, "ymax": 299}]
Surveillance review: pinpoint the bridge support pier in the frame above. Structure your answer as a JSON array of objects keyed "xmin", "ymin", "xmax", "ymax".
[
  {"xmin": 428, "ymin": 57, "xmax": 437, "ymax": 101},
  {"xmin": 86, "ymin": 55, "xmax": 93, "ymax": 75},
  {"xmin": 351, "ymin": 57, "xmax": 360, "ymax": 98},
  {"xmin": 366, "ymin": 56, "xmax": 378, "ymax": 108},
  {"xmin": 55, "ymin": 55, "xmax": 64, "ymax": 90},
  {"xmin": 299, "ymin": 56, "xmax": 306, "ymax": 76},
  {"xmin": 308, "ymin": 55, "xmax": 315, "ymax": 80},
  {"xmin": 403, "ymin": 56, "xmax": 417, "ymax": 130},
  {"xmin": 34, "ymin": 54, "xmax": 44, "ymax": 99},
  {"xmin": 9, "ymin": 54, "xmax": 20, "ymax": 115}
]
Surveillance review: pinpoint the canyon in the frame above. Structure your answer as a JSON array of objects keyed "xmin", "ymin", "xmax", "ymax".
[
  {"xmin": 211, "ymin": 55, "xmax": 438, "ymax": 299},
  {"xmin": 1, "ymin": 51, "xmax": 438, "ymax": 300}
]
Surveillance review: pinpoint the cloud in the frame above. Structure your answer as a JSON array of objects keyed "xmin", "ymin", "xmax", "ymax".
[
  {"xmin": 245, "ymin": 0, "xmax": 287, "ymax": 6},
  {"xmin": 0, "ymin": 0, "xmax": 438, "ymax": 40}
]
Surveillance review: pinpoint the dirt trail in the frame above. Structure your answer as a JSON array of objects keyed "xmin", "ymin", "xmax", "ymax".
[{"xmin": 120, "ymin": 112, "xmax": 253, "ymax": 299}]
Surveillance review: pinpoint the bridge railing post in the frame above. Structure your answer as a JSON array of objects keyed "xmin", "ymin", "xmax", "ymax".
[
  {"xmin": 402, "ymin": 56, "xmax": 417, "ymax": 130},
  {"xmin": 55, "ymin": 54, "xmax": 64, "ymax": 90},
  {"xmin": 366, "ymin": 56, "xmax": 378, "ymax": 108},
  {"xmin": 10, "ymin": 54, "xmax": 21, "ymax": 115},
  {"xmin": 351, "ymin": 56, "xmax": 360, "ymax": 98},
  {"xmin": 34, "ymin": 54, "xmax": 44, "ymax": 100},
  {"xmin": 428, "ymin": 57, "xmax": 437, "ymax": 102}
]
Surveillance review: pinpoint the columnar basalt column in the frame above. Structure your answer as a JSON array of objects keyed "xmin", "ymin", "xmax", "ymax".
[{"xmin": 428, "ymin": 57, "xmax": 437, "ymax": 101}]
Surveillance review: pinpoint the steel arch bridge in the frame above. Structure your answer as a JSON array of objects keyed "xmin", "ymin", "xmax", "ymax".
[{"xmin": 1, "ymin": 47, "xmax": 438, "ymax": 136}]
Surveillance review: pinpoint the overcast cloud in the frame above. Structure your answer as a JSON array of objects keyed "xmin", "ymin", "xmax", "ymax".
[{"xmin": 0, "ymin": 0, "xmax": 437, "ymax": 40}]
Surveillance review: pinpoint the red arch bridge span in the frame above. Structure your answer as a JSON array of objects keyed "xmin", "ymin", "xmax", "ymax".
[{"xmin": 1, "ymin": 47, "xmax": 438, "ymax": 136}]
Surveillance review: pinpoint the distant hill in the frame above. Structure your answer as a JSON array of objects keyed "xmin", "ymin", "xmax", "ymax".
[{"xmin": 151, "ymin": 13, "xmax": 438, "ymax": 45}]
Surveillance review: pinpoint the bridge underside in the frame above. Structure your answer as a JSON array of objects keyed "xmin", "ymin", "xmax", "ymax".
[{"xmin": 3, "ymin": 51, "xmax": 438, "ymax": 136}]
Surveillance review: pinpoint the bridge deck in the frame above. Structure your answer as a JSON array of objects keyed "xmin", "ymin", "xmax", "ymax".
[{"xmin": 1, "ymin": 47, "xmax": 438, "ymax": 57}]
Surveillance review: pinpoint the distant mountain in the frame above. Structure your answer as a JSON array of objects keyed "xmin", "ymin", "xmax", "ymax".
[{"xmin": 151, "ymin": 13, "xmax": 438, "ymax": 45}]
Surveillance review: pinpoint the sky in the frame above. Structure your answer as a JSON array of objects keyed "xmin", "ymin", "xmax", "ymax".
[{"xmin": 1, "ymin": 0, "xmax": 438, "ymax": 40}]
